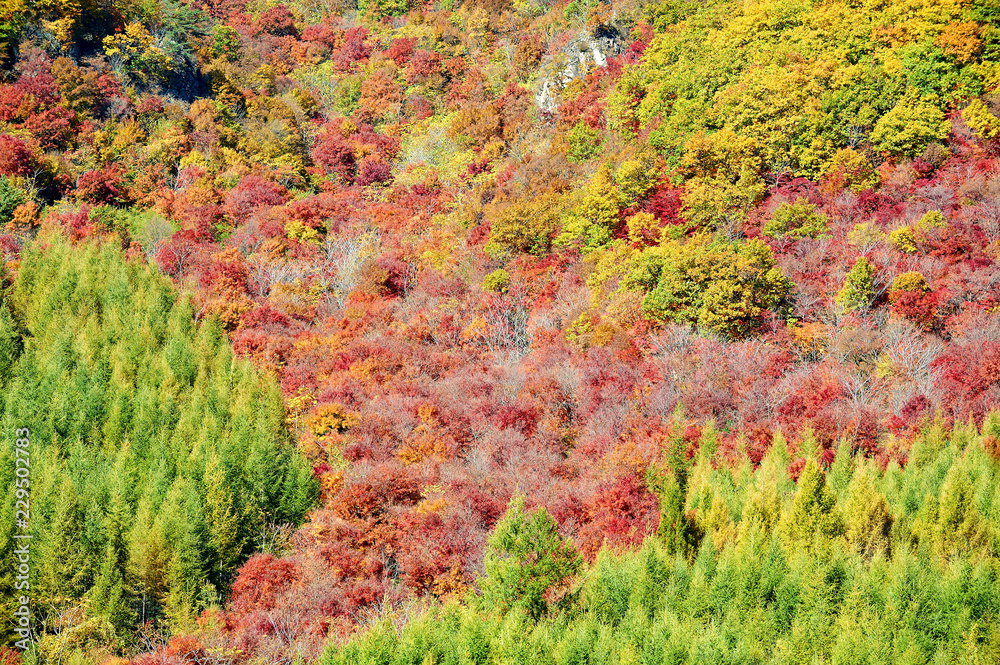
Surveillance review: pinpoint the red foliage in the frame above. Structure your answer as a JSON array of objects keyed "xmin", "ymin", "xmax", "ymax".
[
  {"xmin": 224, "ymin": 175, "xmax": 288, "ymax": 223},
  {"xmin": 926, "ymin": 222, "xmax": 990, "ymax": 267},
  {"xmin": 333, "ymin": 27, "xmax": 371, "ymax": 71},
  {"xmin": 628, "ymin": 22, "xmax": 654, "ymax": 56},
  {"xmin": 229, "ymin": 554, "xmax": 300, "ymax": 613},
  {"xmin": 0, "ymin": 134, "xmax": 37, "ymax": 176},
  {"xmin": 56, "ymin": 206, "xmax": 94, "ymax": 242},
  {"xmin": 577, "ymin": 473, "xmax": 659, "ymax": 560},
  {"xmin": 849, "ymin": 407, "xmax": 881, "ymax": 455},
  {"xmin": 22, "ymin": 105, "xmax": 74, "ymax": 148},
  {"xmin": 558, "ymin": 74, "xmax": 606, "ymax": 129},
  {"xmin": 406, "ymin": 94, "xmax": 434, "ymax": 120},
  {"xmin": 329, "ymin": 468, "xmax": 422, "ymax": 523},
  {"xmin": 200, "ymin": 254, "xmax": 249, "ymax": 293},
  {"xmin": 302, "ymin": 22, "xmax": 338, "ymax": 49},
  {"xmin": 384, "ymin": 37, "xmax": 417, "ymax": 66},
  {"xmin": 243, "ymin": 303, "xmax": 291, "ymax": 328},
  {"xmin": 95, "ymin": 73, "xmax": 121, "ymax": 99},
  {"xmin": 406, "ymin": 49, "xmax": 443, "ymax": 86},
  {"xmin": 0, "ymin": 56, "xmax": 76, "ymax": 149},
  {"xmin": 912, "ymin": 158, "xmax": 936, "ymax": 179},
  {"xmin": 76, "ymin": 164, "xmax": 130, "ymax": 205},
  {"xmin": 164, "ymin": 636, "xmax": 208, "ymax": 663},
  {"xmin": 285, "ymin": 192, "xmax": 351, "ymax": 233},
  {"xmin": 890, "ymin": 288, "xmax": 939, "ymax": 330},
  {"xmin": 203, "ymin": 0, "xmax": 247, "ymax": 18},
  {"xmin": 449, "ymin": 480, "xmax": 503, "ymax": 529},
  {"xmin": 392, "ymin": 511, "xmax": 478, "ymax": 594},
  {"xmin": 129, "ymin": 653, "xmax": 175, "ymax": 665},
  {"xmin": 788, "ymin": 457, "xmax": 807, "ymax": 482},
  {"xmin": 374, "ymin": 252, "xmax": 412, "ymax": 295},
  {"xmin": 932, "ymin": 341, "xmax": 1000, "ymax": 423},
  {"xmin": 775, "ymin": 366, "xmax": 849, "ymax": 448},
  {"xmin": 231, "ymin": 326, "xmax": 295, "ymax": 368},
  {"xmin": 770, "ymin": 177, "xmax": 823, "ymax": 205},
  {"xmin": 853, "ymin": 190, "xmax": 904, "ymax": 225},
  {"xmin": 31, "ymin": 20, "xmax": 1000, "ymax": 665},
  {"xmin": 465, "ymin": 158, "xmax": 491, "ymax": 178},
  {"xmin": 643, "ymin": 182, "xmax": 684, "ymax": 226},
  {"xmin": 162, "ymin": 191, "xmax": 224, "ymax": 241},
  {"xmin": 312, "ymin": 131, "xmax": 356, "ymax": 182},
  {"xmin": 355, "ymin": 157, "xmax": 393, "ymax": 187},
  {"xmin": 155, "ymin": 233, "xmax": 205, "ymax": 278},
  {"xmin": 353, "ymin": 123, "xmax": 401, "ymax": 161},
  {"xmin": 136, "ymin": 95, "xmax": 165, "ymax": 115},
  {"xmin": 258, "ymin": 5, "xmax": 298, "ymax": 36},
  {"xmin": 777, "ymin": 371, "xmax": 843, "ymax": 423},
  {"xmin": 0, "ymin": 78, "xmax": 55, "ymax": 122},
  {"xmin": 900, "ymin": 394, "xmax": 931, "ymax": 425},
  {"xmin": 0, "ymin": 235, "xmax": 21, "ymax": 261},
  {"xmin": 447, "ymin": 67, "xmax": 490, "ymax": 109}
]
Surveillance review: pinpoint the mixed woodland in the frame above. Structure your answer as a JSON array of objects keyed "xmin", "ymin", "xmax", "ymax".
[{"xmin": 2, "ymin": 0, "xmax": 1000, "ymax": 661}]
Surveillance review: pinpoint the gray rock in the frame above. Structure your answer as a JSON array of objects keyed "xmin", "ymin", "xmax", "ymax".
[{"xmin": 534, "ymin": 24, "xmax": 626, "ymax": 113}]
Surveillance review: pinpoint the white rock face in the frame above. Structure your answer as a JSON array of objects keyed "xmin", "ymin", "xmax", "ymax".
[{"xmin": 534, "ymin": 24, "xmax": 625, "ymax": 113}]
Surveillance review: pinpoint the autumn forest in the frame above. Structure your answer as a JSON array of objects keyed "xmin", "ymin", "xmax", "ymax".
[{"xmin": 2, "ymin": 0, "xmax": 1000, "ymax": 661}]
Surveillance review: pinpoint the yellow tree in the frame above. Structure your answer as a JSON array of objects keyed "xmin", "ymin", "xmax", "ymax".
[
  {"xmin": 555, "ymin": 166, "xmax": 623, "ymax": 249},
  {"xmin": 779, "ymin": 459, "xmax": 842, "ymax": 553},
  {"xmin": 680, "ymin": 129, "xmax": 767, "ymax": 236},
  {"xmin": 638, "ymin": 235, "xmax": 790, "ymax": 338}
]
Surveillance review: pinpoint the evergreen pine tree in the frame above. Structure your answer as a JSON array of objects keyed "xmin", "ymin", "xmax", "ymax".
[
  {"xmin": 89, "ymin": 544, "xmax": 135, "ymax": 643},
  {"xmin": 779, "ymin": 459, "xmax": 842, "ymax": 552},
  {"xmin": 654, "ymin": 471, "xmax": 700, "ymax": 557},
  {"xmin": 203, "ymin": 453, "xmax": 245, "ymax": 588},
  {"xmin": 480, "ymin": 496, "xmax": 581, "ymax": 620},
  {"xmin": 0, "ymin": 303, "xmax": 22, "ymax": 383},
  {"xmin": 844, "ymin": 466, "xmax": 894, "ymax": 559},
  {"xmin": 935, "ymin": 464, "xmax": 989, "ymax": 558}
]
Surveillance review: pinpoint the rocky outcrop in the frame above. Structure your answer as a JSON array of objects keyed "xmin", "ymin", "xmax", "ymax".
[{"xmin": 535, "ymin": 24, "xmax": 626, "ymax": 113}]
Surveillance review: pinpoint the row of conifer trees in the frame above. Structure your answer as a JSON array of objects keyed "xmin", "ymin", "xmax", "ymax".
[{"xmin": 323, "ymin": 417, "xmax": 1000, "ymax": 665}]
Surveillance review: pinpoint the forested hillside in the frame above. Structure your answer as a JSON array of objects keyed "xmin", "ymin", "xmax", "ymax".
[
  {"xmin": 324, "ymin": 420, "xmax": 1000, "ymax": 665},
  {"xmin": 0, "ymin": 239, "xmax": 315, "ymax": 662},
  {"xmin": 3, "ymin": 0, "xmax": 1000, "ymax": 660}
]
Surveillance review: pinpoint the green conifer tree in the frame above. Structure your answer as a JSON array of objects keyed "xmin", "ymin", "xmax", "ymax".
[
  {"xmin": 935, "ymin": 464, "xmax": 989, "ymax": 558},
  {"xmin": 89, "ymin": 544, "xmax": 135, "ymax": 643},
  {"xmin": 0, "ymin": 303, "xmax": 22, "ymax": 383},
  {"xmin": 843, "ymin": 466, "xmax": 894, "ymax": 559},
  {"xmin": 779, "ymin": 459, "xmax": 842, "ymax": 552},
  {"xmin": 480, "ymin": 496, "xmax": 582, "ymax": 620}
]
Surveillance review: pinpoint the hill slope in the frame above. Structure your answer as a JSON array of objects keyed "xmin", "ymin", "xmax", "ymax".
[{"xmin": 4, "ymin": 0, "xmax": 1000, "ymax": 661}]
